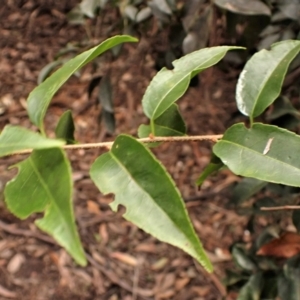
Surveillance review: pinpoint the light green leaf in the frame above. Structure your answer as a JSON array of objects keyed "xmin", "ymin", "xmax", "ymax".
[
  {"xmin": 138, "ymin": 104, "xmax": 186, "ymax": 138},
  {"xmin": 142, "ymin": 46, "xmax": 244, "ymax": 120},
  {"xmin": 236, "ymin": 40, "xmax": 300, "ymax": 121},
  {"xmin": 79, "ymin": 0, "xmax": 99, "ymax": 18},
  {"xmin": 214, "ymin": 0, "xmax": 271, "ymax": 16},
  {"xmin": 90, "ymin": 135, "xmax": 212, "ymax": 272},
  {"xmin": 4, "ymin": 148, "xmax": 86, "ymax": 266},
  {"xmin": 0, "ymin": 125, "xmax": 64, "ymax": 157},
  {"xmin": 55, "ymin": 110, "xmax": 76, "ymax": 144},
  {"xmin": 27, "ymin": 35, "xmax": 138, "ymax": 132},
  {"xmin": 213, "ymin": 123, "xmax": 300, "ymax": 187}
]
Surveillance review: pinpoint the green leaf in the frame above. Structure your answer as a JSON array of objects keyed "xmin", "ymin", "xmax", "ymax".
[
  {"xmin": 138, "ymin": 104, "xmax": 186, "ymax": 138},
  {"xmin": 90, "ymin": 135, "xmax": 212, "ymax": 272},
  {"xmin": 266, "ymin": 96, "xmax": 300, "ymax": 121},
  {"xmin": 278, "ymin": 255, "xmax": 300, "ymax": 300},
  {"xmin": 213, "ymin": 123, "xmax": 300, "ymax": 187},
  {"xmin": 27, "ymin": 35, "xmax": 138, "ymax": 132},
  {"xmin": 237, "ymin": 272, "xmax": 264, "ymax": 300},
  {"xmin": 4, "ymin": 148, "xmax": 86, "ymax": 266},
  {"xmin": 292, "ymin": 210, "xmax": 300, "ymax": 233},
  {"xmin": 214, "ymin": 0, "xmax": 271, "ymax": 16},
  {"xmin": 236, "ymin": 40, "xmax": 300, "ymax": 121},
  {"xmin": 37, "ymin": 60, "xmax": 63, "ymax": 84},
  {"xmin": 196, "ymin": 154, "xmax": 223, "ymax": 187},
  {"xmin": 55, "ymin": 110, "xmax": 76, "ymax": 144},
  {"xmin": 0, "ymin": 125, "xmax": 64, "ymax": 157},
  {"xmin": 142, "ymin": 46, "xmax": 244, "ymax": 120},
  {"xmin": 232, "ymin": 178, "xmax": 267, "ymax": 205},
  {"xmin": 232, "ymin": 244, "xmax": 257, "ymax": 272},
  {"xmin": 79, "ymin": 0, "xmax": 99, "ymax": 18}
]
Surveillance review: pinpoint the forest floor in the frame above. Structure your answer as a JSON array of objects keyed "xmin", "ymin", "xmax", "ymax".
[{"xmin": 0, "ymin": 1, "xmax": 254, "ymax": 299}]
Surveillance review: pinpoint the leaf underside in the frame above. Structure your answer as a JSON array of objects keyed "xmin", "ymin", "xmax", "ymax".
[
  {"xmin": 27, "ymin": 35, "xmax": 138, "ymax": 132},
  {"xmin": 214, "ymin": 123, "xmax": 300, "ymax": 187},
  {"xmin": 236, "ymin": 40, "xmax": 300, "ymax": 119},
  {"xmin": 4, "ymin": 148, "xmax": 86, "ymax": 266},
  {"xmin": 90, "ymin": 135, "xmax": 213, "ymax": 272}
]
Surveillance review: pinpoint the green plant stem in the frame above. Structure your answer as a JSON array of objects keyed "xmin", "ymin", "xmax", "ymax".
[{"xmin": 10, "ymin": 134, "xmax": 223, "ymax": 156}]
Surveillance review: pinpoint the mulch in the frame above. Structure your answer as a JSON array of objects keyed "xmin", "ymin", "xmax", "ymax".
[{"xmin": 0, "ymin": 1, "xmax": 250, "ymax": 299}]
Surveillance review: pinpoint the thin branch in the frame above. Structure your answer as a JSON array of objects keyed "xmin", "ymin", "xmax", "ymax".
[
  {"xmin": 12, "ymin": 134, "xmax": 223, "ymax": 155},
  {"xmin": 260, "ymin": 205, "xmax": 300, "ymax": 211}
]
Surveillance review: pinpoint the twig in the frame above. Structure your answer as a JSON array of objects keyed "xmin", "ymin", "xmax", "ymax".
[
  {"xmin": 260, "ymin": 205, "xmax": 300, "ymax": 211},
  {"xmin": 10, "ymin": 134, "xmax": 223, "ymax": 156},
  {"xmin": 0, "ymin": 220, "xmax": 55, "ymax": 244},
  {"xmin": 0, "ymin": 220, "xmax": 152, "ymax": 298}
]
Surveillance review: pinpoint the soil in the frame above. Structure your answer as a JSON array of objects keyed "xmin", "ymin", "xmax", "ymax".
[{"xmin": 0, "ymin": 1, "xmax": 250, "ymax": 299}]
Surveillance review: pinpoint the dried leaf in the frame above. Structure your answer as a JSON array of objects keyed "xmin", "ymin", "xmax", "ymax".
[{"xmin": 257, "ymin": 232, "xmax": 300, "ymax": 258}]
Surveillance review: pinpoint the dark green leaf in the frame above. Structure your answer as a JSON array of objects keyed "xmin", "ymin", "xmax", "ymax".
[
  {"xmin": 266, "ymin": 96, "xmax": 300, "ymax": 121},
  {"xmin": 67, "ymin": 6, "xmax": 85, "ymax": 25},
  {"xmin": 38, "ymin": 60, "xmax": 63, "ymax": 84},
  {"xmin": 196, "ymin": 154, "xmax": 224, "ymax": 187},
  {"xmin": 213, "ymin": 123, "xmax": 300, "ymax": 187},
  {"xmin": 90, "ymin": 135, "xmax": 213, "ymax": 271},
  {"xmin": 237, "ymin": 272, "xmax": 264, "ymax": 300},
  {"xmin": 55, "ymin": 110, "xmax": 76, "ymax": 144},
  {"xmin": 4, "ymin": 148, "xmax": 86, "ymax": 266},
  {"xmin": 292, "ymin": 210, "xmax": 300, "ymax": 233},
  {"xmin": 0, "ymin": 125, "xmax": 64, "ymax": 157},
  {"xmin": 138, "ymin": 104, "xmax": 186, "ymax": 138},
  {"xmin": 232, "ymin": 244, "xmax": 257, "ymax": 272},
  {"xmin": 88, "ymin": 76, "xmax": 101, "ymax": 99},
  {"xmin": 232, "ymin": 178, "xmax": 267, "ymax": 205},
  {"xmin": 278, "ymin": 255, "xmax": 300, "ymax": 300},
  {"xmin": 27, "ymin": 35, "xmax": 138, "ymax": 133},
  {"xmin": 102, "ymin": 110, "xmax": 115, "ymax": 134},
  {"xmin": 236, "ymin": 40, "xmax": 300, "ymax": 120},
  {"xmin": 98, "ymin": 75, "xmax": 113, "ymax": 113}
]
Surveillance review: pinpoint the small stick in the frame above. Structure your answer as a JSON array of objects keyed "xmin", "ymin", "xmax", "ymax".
[
  {"xmin": 260, "ymin": 205, "xmax": 300, "ymax": 211},
  {"xmin": 9, "ymin": 134, "xmax": 223, "ymax": 156}
]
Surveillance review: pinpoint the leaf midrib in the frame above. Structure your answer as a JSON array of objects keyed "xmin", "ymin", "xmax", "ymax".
[
  {"xmin": 221, "ymin": 139, "xmax": 300, "ymax": 174},
  {"xmin": 29, "ymin": 154, "xmax": 72, "ymax": 238}
]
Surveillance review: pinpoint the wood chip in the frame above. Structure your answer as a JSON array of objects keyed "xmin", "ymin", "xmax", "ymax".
[{"xmin": 7, "ymin": 253, "xmax": 25, "ymax": 274}]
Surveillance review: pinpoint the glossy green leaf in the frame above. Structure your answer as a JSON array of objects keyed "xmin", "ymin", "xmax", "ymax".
[
  {"xmin": 0, "ymin": 125, "xmax": 64, "ymax": 157},
  {"xmin": 27, "ymin": 35, "xmax": 138, "ymax": 132},
  {"xmin": 142, "ymin": 46, "xmax": 243, "ymax": 120},
  {"xmin": 138, "ymin": 104, "xmax": 186, "ymax": 138},
  {"xmin": 4, "ymin": 148, "xmax": 86, "ymax": 266},
  {"xmin": 213, "ymin": 123, "xmax": 300, "ymax": 187},
  {"xmin": 90, "ymin": 135, "xmax": 212, "ymax": 272},
  {"xmin": 236, "ymin": 40, "xmax": 300, "ymax": 120},
  {"xmin": 55, "ymin": 110, "xmax": 76, "ymax": 144},
  {"xmin": 232, "ymin": 244, "xmax": 257, "ymax": 272},
  {"xmin": 196, "ymin": 154, "xmax": 223, "ymax": 187},
  {"xmin": 232, "ymin": 178, "xmax": 267, "ymax": 204}
]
